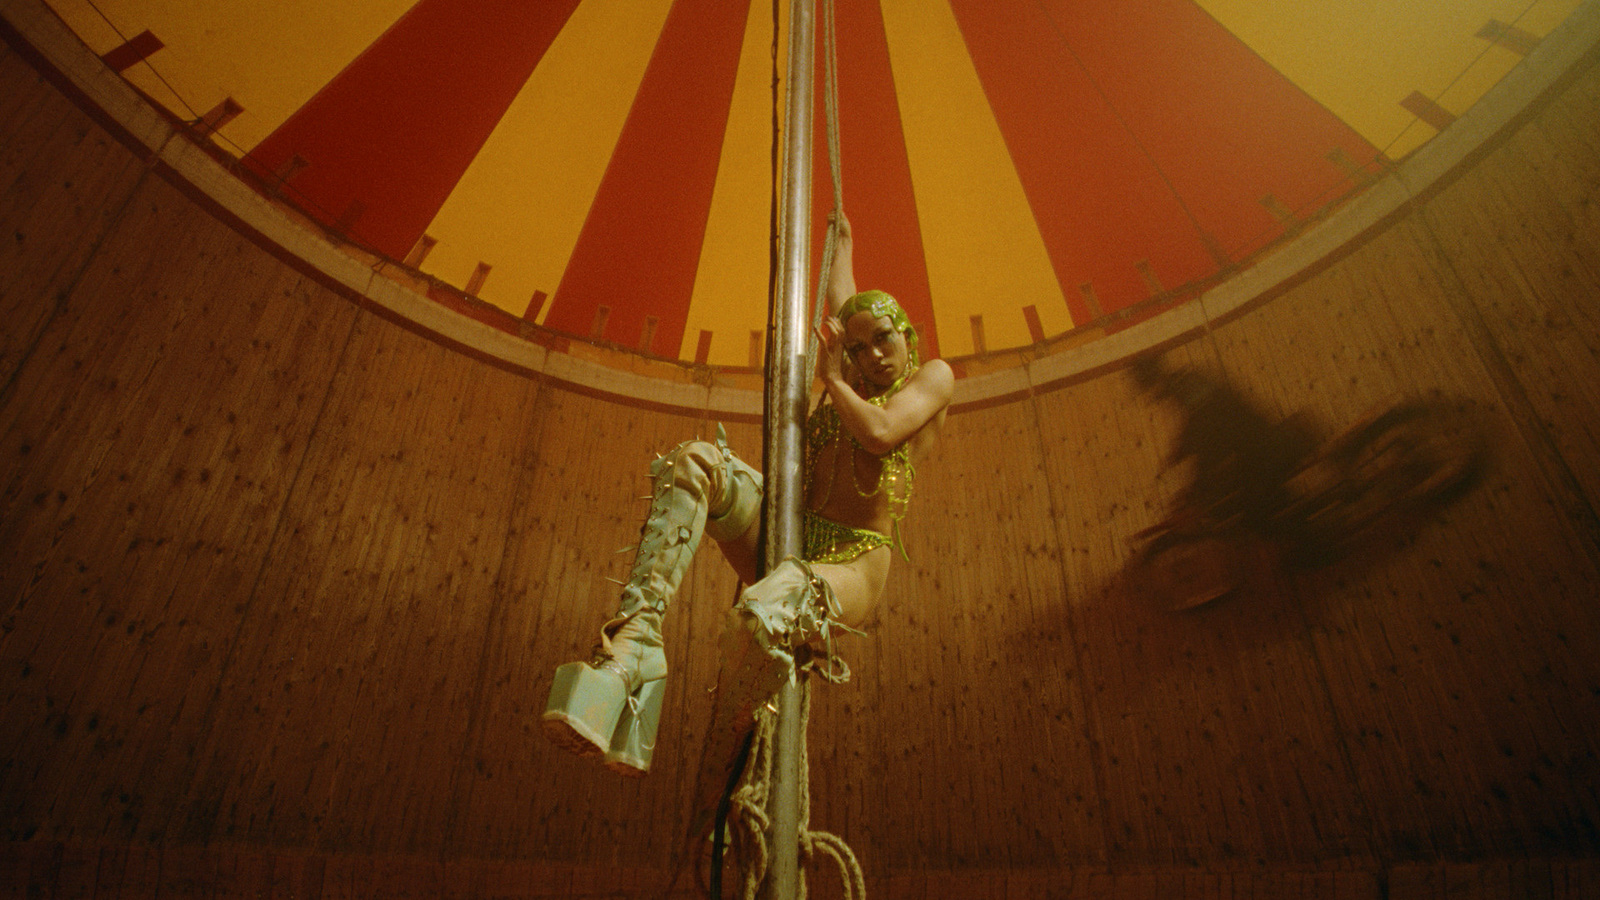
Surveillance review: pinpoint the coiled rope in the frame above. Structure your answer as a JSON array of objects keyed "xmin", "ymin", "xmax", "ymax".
[{"xmin": 727, "ymin": 686, "xmax": 866, "ymax": 900}]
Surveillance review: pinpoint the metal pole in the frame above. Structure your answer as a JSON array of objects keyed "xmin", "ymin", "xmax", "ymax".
[{"xmin": 760, "ymin": 0, "xmax": 814, "ymax": 897}]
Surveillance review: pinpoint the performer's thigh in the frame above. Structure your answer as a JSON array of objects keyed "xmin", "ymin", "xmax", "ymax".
[
  {"xmin": 810, "ymin": 546, "xmax": 891, "ymax": 629},
  {"xmin": 714, "ymin": 520, "xmax": 762, "ymax": 587}
]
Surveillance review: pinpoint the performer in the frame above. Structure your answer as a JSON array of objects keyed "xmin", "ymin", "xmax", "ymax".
[{"xmin": 543, "ymin": 211, "xmax": 954, "ymax": 775}]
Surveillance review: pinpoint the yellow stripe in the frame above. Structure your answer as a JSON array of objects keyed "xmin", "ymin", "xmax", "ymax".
[
  {"xmin": 680, "ymin": 0, "xmax": 789, "ymax": 366},
  {"xmin": 1196, "ymin": 0, "xmax": 1583, "ymax": 158},
  {"xmin": 418, "ymin": 0, "xmax": 675, "ymax": 321},
  {"xmin": 878, "ymin": 0, "xmax": 1073, "ymax": 357},
  {"xmin": 47, "ymin": 0, "xmax": 414, "ymax": 152}
]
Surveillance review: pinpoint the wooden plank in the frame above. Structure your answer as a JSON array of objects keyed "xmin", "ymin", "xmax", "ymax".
[
  {"xmin": 213, "ymin": 847, "xmax": 275, "ymax": 900},
  {"xmin": 910, "ymin": 399, "xmax": 1101, "ymax": 865},
  {"xmin": 185, "ymin": 311, "xmax": 544, "ymax": 853},
  {"xmin": 157, "ymin": 844, "xmax": 216, "ymax": 899},
  {"xmin": 1195, "ymin": 180, "xmax": 1600, "ymax": 861},
  {"xmin": 1036, "ymin": 361, "xmax": 1372, "ymax": 865},
  {"xmin": 0, "ymin": 840, "xmax": 57, "ymax": 896},
  {"xmin": 1418, "ymin": 99, "xmax": 1600, "ymax": 516},
  {"xmin": 53, "ymin": 842, "xmax": 101, "ymax": 900},
  {"xmin": 0, "ymin": 41, "xmax": 47, "ymax": 127},
  {"xmin": 0, "ymin": 172, "xmax": 362, "ymax": 848},
  {"xmin": 0, "ymin": 54, "xmax": 146, "ymax": 390},
  {"xmin": 271, "ymin": 851, "xmax": 326, "ymax": 900},
  {"xmin": 318, "ymin": 853, "xmax": 366, "ymax": 900}
]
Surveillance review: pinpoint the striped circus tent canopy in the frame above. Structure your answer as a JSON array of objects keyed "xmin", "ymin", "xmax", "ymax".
[{"xmin": 51, "ymin": 0, "xmax": 1581, "ymax": 366}]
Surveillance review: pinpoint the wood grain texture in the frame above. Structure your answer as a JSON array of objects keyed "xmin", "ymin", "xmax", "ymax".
[
  {"xmin": 0, "ymin": 43, "xmax": 147, "ymax": 391},
  {"xmin": 1, "ymin": 19, "xmax": 1599, "ymax": 900}
]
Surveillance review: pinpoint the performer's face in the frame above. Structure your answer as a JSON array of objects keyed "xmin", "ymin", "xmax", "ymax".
[{"xmin": 844, "ymin": 313, "xmax": 909, "ymax": 390}]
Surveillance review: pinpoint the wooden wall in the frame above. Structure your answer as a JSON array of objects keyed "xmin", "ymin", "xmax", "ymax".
[{"xmin": 2, "ymin": 20, "xmax": 1600, "ymax": 900}]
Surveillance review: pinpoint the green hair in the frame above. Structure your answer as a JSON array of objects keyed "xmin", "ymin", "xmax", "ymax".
[{"xmin": 837, "ymin": 290, "xmax": 921, "ymax": 370}]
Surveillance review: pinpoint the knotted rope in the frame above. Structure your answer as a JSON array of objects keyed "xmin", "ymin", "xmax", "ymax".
[{"xmin": 727, "ymin": 684, "xmax": 866, "ymax": 900}]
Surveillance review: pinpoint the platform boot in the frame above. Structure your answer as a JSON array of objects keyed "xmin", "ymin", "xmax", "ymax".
[{"xmin": 543, "ymin": 434, "xmax": 760, "ymax": 776}]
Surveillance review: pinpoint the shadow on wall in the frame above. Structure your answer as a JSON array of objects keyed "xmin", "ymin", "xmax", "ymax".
[{"xmin": 1121, "ymin": 354, "xmax": 1493, "ymax": 614}]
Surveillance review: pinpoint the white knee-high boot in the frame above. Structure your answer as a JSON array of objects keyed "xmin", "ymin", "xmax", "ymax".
[{"xmin": 544, "ymin": 433, "xmax": 760, "ymax": 776}]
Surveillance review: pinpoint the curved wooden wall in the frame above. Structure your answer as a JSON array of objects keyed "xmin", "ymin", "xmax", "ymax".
[{"xmin": 2, "ymin": 5, "xmax": 1600, "ymax": 899}]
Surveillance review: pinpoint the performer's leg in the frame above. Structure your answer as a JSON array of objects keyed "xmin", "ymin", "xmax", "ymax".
[
  {"xmin": 705, "ymin": 456, "xmax": 763, "ymax": 586},
  {"xmin": 544, "ymin": 435, "xmax": 762, "ymax": 775},
  {"xmin": 684, "ymin": 546, "xmax": 892, "ymax": 849},
  {"xmin": 806, "ymin": 546, "xmax": 891, "ymax": 630},
  {"xmin": 710, "ymin": 548, "xmax": 888, "ymax": 737}
]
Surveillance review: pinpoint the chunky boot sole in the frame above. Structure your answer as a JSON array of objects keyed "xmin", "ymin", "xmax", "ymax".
[
  {"xmin": 543, "ymin": 662, "xmax": 628, "ymax": 758},
  {"xmin": 603, "ymin": 676, "xmax": 666, "ymax": 777},
  {"xmin": 544, "ymin": 662, "xmax": 668, "ymax": 776}
]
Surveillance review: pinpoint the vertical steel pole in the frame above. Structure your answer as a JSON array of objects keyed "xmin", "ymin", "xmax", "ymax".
[{"xmin": 760, "ymin": 0, "xmax": 814, "ymax": 897}]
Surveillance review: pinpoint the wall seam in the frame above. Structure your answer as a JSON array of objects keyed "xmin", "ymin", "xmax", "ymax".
[
  {"xmin": 1021, "ymin": 371, "xmax": 1119, "ymax": 867},
  {"xmin": 0, "ymin": 131, "xmax": 167, "ymax": 656},
  {"xmin": 438, "ymin": 370, "xmax": 553, "ymax": 857},
  {"xmin": 0, "ymin": 133, "xmax": 165, "ymax": 412},
  {"xmin": 1412, "ymin": 189, "xmax": 1600, "ymax": 575},
  {"xmin": 175, "ymin": 284, "xmax": 368, "ymax": 847}
]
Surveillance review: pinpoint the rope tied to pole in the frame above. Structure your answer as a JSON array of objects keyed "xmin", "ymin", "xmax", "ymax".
[
  {"xmin": 728, "ymin": 687, "xmax": 866, "ymax": 900},
  {"xmin": 730, "ymin": 0, "xmax": 865, "ymax": 894},
  {"xmin": 793, "ymin": 685, "xmax": 867, "ymax": 900}
]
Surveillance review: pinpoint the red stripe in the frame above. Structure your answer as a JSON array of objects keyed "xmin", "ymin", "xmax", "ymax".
[
  {"xmin": 543, "ymin": 0, "xmax": 752, "ymax": 356},
  {"xmin": 950, "ymin": 0, "xmax": 1217, "ymax": 321},
  {"xmin": 812, "ymin": 0, "xmax": 940, "ymax": 359},
  {"xmin": 1037, "ymin": 0, "xmax": 1380, "ymax": 265},
  {"xmin": 245, "ymin": 0, "xmax": 581, "ymax": 260}
]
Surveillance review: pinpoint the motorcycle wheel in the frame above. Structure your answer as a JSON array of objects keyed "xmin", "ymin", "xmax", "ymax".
[
  {"xmin": 1135, "ymin": 530, "xmax": 1246, "ymax": 611},
  {"xmin": 1334, "ymin": 400, "xmax": 1489, "ymax": 527}
]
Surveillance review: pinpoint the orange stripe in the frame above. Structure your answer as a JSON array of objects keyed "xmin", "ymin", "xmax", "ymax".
[
  {"xmin": 545, "ymin": 0, "xmax": 752, "ymax": 356},
  {"xmin": 950, "ymin": 0, "xmax": 1217, "ymax": 320},
  {"xmin": 413, "ymin": 0, "xmax": 675, "ymax": 322},
  {"xmin": 245, "ymin": 0, "xmax": 582, "ymax": 260},
  {"xmin": 879, "ymin": 0, "xmax": 1071, "ymax": 354},
  {"xmin": 679, "ymin": 0, "xmax": 786, "ymax": 365},
  {"xmin": 1038, "ymin": 0, "xmax": 1379, "ymax": 262}
]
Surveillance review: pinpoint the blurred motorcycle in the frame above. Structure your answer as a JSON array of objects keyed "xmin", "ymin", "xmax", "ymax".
[{"xmin": 1128, "ymin": 358, "xmax": 1489, "ymax": 611}]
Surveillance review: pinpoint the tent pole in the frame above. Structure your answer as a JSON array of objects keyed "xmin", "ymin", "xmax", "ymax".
[{"xmin": 760, "ymin": 0, "xmax": 814, "ymax": 896}]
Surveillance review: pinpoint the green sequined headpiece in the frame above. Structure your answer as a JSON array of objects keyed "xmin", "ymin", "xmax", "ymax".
[{"xmin": 837, "ymin": 290, "xmax": 921, "ymax": 371}]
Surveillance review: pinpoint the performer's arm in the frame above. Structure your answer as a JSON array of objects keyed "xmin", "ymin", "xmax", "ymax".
[
  {"xmin": 825, "ymin": 210, "xmax": 856, "ymax": 318},
  {"xmin": 816, "ymin": 325, "xmax": 953, "ymax": 455}
]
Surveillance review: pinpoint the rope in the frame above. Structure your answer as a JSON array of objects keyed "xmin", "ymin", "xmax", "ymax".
[
  {"xmin": 726, "ymin": 1, "xmax": 864, "ymax": 895},
  {"xmin": 716, "ymin": 701, "xmax": 798, "ymax": 900},
  {"xmin": 807, "ymin": 0, "xmax": 846, "ymax": 382},
  {"xmin": 728, "ymin": 708, "xmax": 777, "ymax": 899},
  {"xmin": 726, "ymin": 681, "xmax": 866, "ymax": 900},
  {"xmin": 794, "ymin": 685, "xmax": 866, "ymax": 900}
]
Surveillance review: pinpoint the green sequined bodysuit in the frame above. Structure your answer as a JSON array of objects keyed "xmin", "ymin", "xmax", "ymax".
[{"xmin": 802, "ymin": 378, "xmax": 917, "ymax": 564}]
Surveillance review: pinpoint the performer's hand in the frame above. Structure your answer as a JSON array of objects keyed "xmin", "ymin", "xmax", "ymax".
[
  {"xmin": 828, "ymin": 208, "xmax": 852, "ymax": 241},
  {"xmin": 815, "ymin": 315, "xmax": 847, "ymax": 385}
]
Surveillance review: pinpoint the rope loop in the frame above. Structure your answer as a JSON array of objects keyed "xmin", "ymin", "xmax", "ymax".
[{"xmin": 727, "ymin": 674, "xmax": 866, "ymax": 899}]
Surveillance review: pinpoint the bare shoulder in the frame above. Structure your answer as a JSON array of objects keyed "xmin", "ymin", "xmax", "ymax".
[
  {"xmin": 907, "ymin": 358, "xmax": 954, "ymax": 404},
  {"xmin": 900, "ymin": 360, "xmax": 953, "ymax": 458},
  {"xmin": 881, "ymin": 359, "xmax": 953, "ymax": 427}
]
